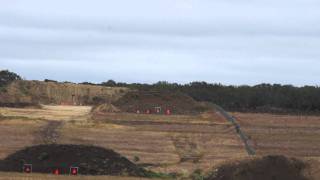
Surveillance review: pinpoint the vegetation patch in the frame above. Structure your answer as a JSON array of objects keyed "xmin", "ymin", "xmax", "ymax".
[{"xmin": 0, "ymin": 70, "xmax": 21, "ymax": 88}]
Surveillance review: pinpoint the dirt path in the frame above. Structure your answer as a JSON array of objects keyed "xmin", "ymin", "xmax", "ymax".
[
  {"xmin": 0, "ymin": 105, "xmax": 91, "ymax": 145},
  {"xmin": 35, "ymin": 121, "xmax": 64, "ymax": 144}
]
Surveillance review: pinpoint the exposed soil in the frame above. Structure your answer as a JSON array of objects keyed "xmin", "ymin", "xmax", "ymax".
[
  {"xmin": 205, "ymin": 155, "xmax": 309, "ymax": 180},
  {"xmin": 35, "ymin": 121, "xmax": 63, "ymax": 144},
  {"xmin": 113, "ymin": 90, "xmax": 211, "ymax": 115},
  {"xmin": 0, "ymin": 80, "xmax": 128, "ymax": 106},
  {"xmin": 92, "ymin": 103, "xmax": 121, "ymax": 113},
  {"xmin": 0, "ymin": 144, "xmax": 148, "ymax": 176},
  {"xmin": 171, "ymin": 135, "xmax": 203, "ymax": 163}
]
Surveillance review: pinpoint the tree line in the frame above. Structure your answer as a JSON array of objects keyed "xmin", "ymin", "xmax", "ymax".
[
  {"xmin": 1, "ymin": 70, "xmax": 320, "ymax": 113},
  {"xmin": 98, "ymin": 80, "xmax": 320, "ymax": 113}
]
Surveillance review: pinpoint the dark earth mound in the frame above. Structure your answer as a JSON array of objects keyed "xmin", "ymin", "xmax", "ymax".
[
  {"xmin": 0, "ymin": 144, "xmax": 148, "ymax": 176},
  {"xmin": 114, "ymin": 90, "xmax": 210, "ymax": 115},
  {"xmin": 205, "ymin": 155, "xmax": 309, "ymax": 180}
]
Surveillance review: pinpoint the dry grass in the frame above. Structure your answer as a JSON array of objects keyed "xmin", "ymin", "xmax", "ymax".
[
  {"xmin": 0, "ymin": 105, "xmax": 247, "ymax": 177},
  {"xmin": 67, "ymin": 111, "xmax": 246, "ymax": 174},
  {"xmin": 0, "ymin": 105, "xmax": 92, "ymax": 121},
  {"xmin": 0, "ymin": 118, "xmax": 46, "ymax": 159},
  {"xmin": 232, "ymin": 112, "xmax": 320, "ymax": 158},
  {"xmin": 1, "ymin": 80, "xmax": 128, "ymax": 105},
  {"xmin": 2, "ymin": 106, "xmax": 320, "ymax": 178},
  {"xmin": 0, "ymin": 106, "xmax": 93, "ymax": 159},
  {"xmin": 93, "ymin": 111, "xmax": 228, "ymax": 125},
  {"xmin": 0, "ymin": 172, "xmax": 152, "ymax": 180}
]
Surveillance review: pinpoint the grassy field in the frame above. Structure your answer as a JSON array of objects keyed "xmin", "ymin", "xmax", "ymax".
[
  {"xmin": 0, "ymin": 105, "xmax": 246, "ymax": 178},
  {"xmin": 66, "ymin": 111, "xmax": 247, "ymax": 174},
  {"xmin": 232, "ymin": 112, "xmax": 320, "ymax": 157},
  {"xmin": 231, "ymin": 112, "xmax": 320, "ymax": 179},
  {"xmin": 0, "ymin": 172, "xmax": 151, "ymax": 180},
  {"xmin": 1, "ymin": 106, "xmax": 320, "ymax": 179},
  {"xmin": 0, "ymin": 106, "xmax": 91, "ymax": 160},
  {"xmin": 0, "ymin": 105, "xmax": 92, "ymax": 121}
]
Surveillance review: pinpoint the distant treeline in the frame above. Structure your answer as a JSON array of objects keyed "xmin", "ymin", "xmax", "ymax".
[
  {"xmin": 96, "ymin": 80, "xmax": 320, "ymax": 114},
  {"xmin": 2, "ymin": 70, "xmax": 320, "ymax": 113}
]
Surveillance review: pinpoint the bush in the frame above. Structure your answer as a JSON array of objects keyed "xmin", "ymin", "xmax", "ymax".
[
  {"xmin": 101, "ymin": 80, "xmax": 117, "ymax": 87},
  {"xmin": 91, "ymin": 96, "xmax": 106, "ymax": 105},
  {"xmin": 0, "ymin": 70, "xmax": 21, "ymax": 87},
  {"xmin": 44, "ymin": 79, "xmax": 58, "ymax": 83},
  {"xmin": 190, "ymin": 169, "xmax": 205, "ymax": 180},
  {"xmin": 133, "ymin": 156, "xmax": 140, "ymax": 162}
]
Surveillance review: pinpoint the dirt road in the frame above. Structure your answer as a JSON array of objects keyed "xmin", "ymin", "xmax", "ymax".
[{"xmin": 35, "ymin": 121, "xmax": 64, "ymax": 144}]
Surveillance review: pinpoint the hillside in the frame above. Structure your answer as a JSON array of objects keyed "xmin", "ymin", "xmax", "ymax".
[
  {"xmin": 113, "ymin": 90, "xmax": 211, "ymax": 115},
  {"xmin": 0, "ymin": 80, "xmax": 128, "ymax": 107}
]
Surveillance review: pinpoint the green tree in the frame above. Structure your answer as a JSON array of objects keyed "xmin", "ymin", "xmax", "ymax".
[
  {"xmin": 101, "ymin": 80, "xmax": 117, "ymax": 87},
  {"xmin": 0, "ymin": 70, "xmax": 21, "ymax": 87}
]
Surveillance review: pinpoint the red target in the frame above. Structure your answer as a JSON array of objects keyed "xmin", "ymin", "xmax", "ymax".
[
  {"xmin": 52, "ymin": 168, "xmax": 60, "ymax": 175},
  {"xmin": 70, "ymin": 167, "xmax": 79, "ymax": 175},
  {"xmin": 23, "ymin": 164, "xmax": 32, "ymax": 173}
]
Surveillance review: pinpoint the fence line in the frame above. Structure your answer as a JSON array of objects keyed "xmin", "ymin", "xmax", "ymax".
[{"xmin": 213, "ymin": 104, "xmax": 256, "ymax": 155}]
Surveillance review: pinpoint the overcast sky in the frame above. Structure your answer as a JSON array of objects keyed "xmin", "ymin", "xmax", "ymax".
[{"xmin": 0, "ymin": 0, "xmax": 319, "ymax": 85}]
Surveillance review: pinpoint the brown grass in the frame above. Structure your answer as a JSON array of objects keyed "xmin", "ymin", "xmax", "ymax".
[
  {"xmin": 1, "ymin": 107, "xmax": 320, "ymax": 179},
  {"xmin": 1, "ymin": 80, "xmax": 128, "ymax": 105},
  {"xmin": 232, "ymin": 112, "xmax": 320, "ymax": 158},
  {"xmin": 0, "ymin": 119, "xmax": 46, "ymax": 159},
  {"xmin": 0, "ymin": 106, "xmax": 247, "ymax": 177},
  {"xmin": 5, "ymin": 107, "xmax": 320, "ymax": 179},
  {"xmin": 0, "ymin": 172, "xmax": 152, "ymax": 180},
  {"xmin": 0, "ymin": 105, "xmax": 92, "ymax": 121}
]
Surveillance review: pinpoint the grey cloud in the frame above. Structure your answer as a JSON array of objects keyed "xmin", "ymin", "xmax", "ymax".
[{"xmin": 0, "ymin": 0, "xmax": 320, "ymax": 85}]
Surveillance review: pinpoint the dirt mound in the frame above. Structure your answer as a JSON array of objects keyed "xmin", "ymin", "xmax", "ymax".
[
  {"xmin": 114, "ymin": 90, "xmax": 210, "ymax": 115},
  {"xmin": 0, "ymin": 144, "xmax": 147, "ymax": 176},
  {"xmin": 205, "ymin": 155, "xmax": 308, "ymax": 180},
  {"xmin": 92, "ymin": 103, "xmax": 121, "ymax": 113}
]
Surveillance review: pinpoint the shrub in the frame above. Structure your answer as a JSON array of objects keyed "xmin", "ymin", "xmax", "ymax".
[
  {"xmin": 91, "ymin": 96, "xmax": 106, "ymax": 105},
  {"xmin": 133, "ymin": 156, "xmax": 140, "ymax": 162},
  {"xmin": 0, "ymin": 70, "xmax": 21, "ymax": 87},
  {"xmin": 190, "ymin": 169, "xmax": 205, "ymax": 180}
]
